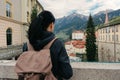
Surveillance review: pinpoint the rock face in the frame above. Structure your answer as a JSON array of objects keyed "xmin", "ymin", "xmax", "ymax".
[{"xmin": 0, "ymin": 45, "xmax": 22, "ymax": 60}]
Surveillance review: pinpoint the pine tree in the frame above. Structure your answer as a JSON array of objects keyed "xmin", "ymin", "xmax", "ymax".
[
  {"xmin": 31, "ymin": 5, "xmax": 38, "ymax": 22},
  {"xmin": 86, "ymin": 14, "xmax": 97, "ymax": 61}
]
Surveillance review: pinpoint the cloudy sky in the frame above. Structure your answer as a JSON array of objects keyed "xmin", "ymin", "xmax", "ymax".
[{"xmin": 38, "ymin": 0, "xmax": 120, "ymax": 18}]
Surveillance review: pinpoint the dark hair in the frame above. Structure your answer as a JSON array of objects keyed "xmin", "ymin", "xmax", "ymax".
[{"xmin": 28, "ymin": 10, "xmax": 55, "ymax": 50}]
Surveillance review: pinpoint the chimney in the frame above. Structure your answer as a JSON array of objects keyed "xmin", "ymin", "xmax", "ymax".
[{"xmin": 105, "ymin": 10, "xmax": 109, "ymax": 24}]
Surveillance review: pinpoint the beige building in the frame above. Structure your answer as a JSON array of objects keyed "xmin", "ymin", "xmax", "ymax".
[
  {"xmin": 65, "ymin": 40, "xmax": 86, "ymax": 62},
  {"xmin": 72, "ymin": 30, "xmax": 85, "ymax": 40},
  {"xmin": 0, "ymin": 0, "xmax": 43, "ymax": 47},
  {"xmin": 97, "ymin": 17, "xmax": 120, "ymax": 62}
]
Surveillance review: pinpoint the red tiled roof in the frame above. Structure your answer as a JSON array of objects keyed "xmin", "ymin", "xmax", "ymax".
[
  {"xmin": 72, "ymin": 40, "xmax": 85, "ymax": 45},
  {"xmin": 72, "ymin": 40, "xmax": 85, "ymax": 49},
  {"xmin": 65, "ymin": 41, "xmax": 71, "ymax": 45},
  {"xmin": 69, "ymin": 53, "xmax": 76, "ymax": 57},
  {"xmin": 73, "ymin": 30, "xmax": 84, "ymax": 33},
  {"xmin": 65, "ymin": 40, "xmax": 86, "ymax": 49},
  {"xmin": 74, "ymin": 45, "xmax": 85, "ymax": 48}
]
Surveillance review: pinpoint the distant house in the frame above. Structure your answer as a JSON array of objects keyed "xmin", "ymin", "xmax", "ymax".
[
  {"xmin": 65, "ymin": 40, "xmax": 86, "ymax": 56},
  {"xmin": 65, "ymin": 30, "xmax": 86, "ymax": 61},
  {"xmin": 65, "ymin": 41, "xmax": 74, "ymax": 54},
  {"xmin": 72, "ymin": 30, "xmax": 85, "ymax": 40}
]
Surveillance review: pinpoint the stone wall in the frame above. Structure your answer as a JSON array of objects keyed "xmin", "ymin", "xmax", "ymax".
[
  {"xmin": 0, "ymin": 45, "xmax": 22, "ymax": 60},
  {"xmin": 0, "ymin": 19, "xmax": 23, "ymax": 47},
  {"xmin": 0, "ymin": 61, "xmax": 120, "ymax": 80},
  {"xmin": 70, "ymin": 62, "xmax": 120, "ymax": 80},
  {"xmin": 98, "ymin": 41, "xmax": 120, "ymax": 62},
  {"xmin": 0, "ymin": 60, "xmax": 17, "ymax": 79}
]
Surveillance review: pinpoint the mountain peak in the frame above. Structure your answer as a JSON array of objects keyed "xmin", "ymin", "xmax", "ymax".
[{"xmin": 55, "ymin": 9, "xmax": 120, "ymax": 41}]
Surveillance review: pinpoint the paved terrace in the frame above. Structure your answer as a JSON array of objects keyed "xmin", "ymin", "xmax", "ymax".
[{"xmin": 0, "ymin": 60, "xmax": 120, "ymax": 80}]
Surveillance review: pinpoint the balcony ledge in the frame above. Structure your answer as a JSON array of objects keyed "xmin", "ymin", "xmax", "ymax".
[{"xmin": 0, "ymin": 60, "xmax": 120, "ymax": 80}]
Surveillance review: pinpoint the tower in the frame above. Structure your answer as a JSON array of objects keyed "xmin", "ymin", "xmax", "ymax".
[{"xmin": 105, "ymin": 10, "xmax": 109, "ymax": 24}]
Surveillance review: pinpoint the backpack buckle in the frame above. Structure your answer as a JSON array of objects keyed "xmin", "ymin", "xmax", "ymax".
[{"xmin": 25, "ymin": 73, "xmax": 34, "ymax": 79}]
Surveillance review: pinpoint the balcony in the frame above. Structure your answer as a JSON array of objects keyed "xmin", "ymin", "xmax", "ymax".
[{"xmin": 0, "ymin": 60, "xmax": 120, "ymax": 80}]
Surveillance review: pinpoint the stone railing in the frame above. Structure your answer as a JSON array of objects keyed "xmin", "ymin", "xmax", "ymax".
[
  {"xmin": 0, "ymin": 45, "xmax": 22, "ymax": 60},
  {"xmin": 70, "ymin": 62, "xmax": 120, "ymax": 80},
  {"xmin": 0, "ymin": 61, "xmax": 120, "ymax": 80}
]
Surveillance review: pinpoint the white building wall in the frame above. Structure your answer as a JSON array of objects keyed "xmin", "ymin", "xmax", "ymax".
[
  {"xmin": 72, "ymin": 32, "xmax": 84, "ymax": 40},
  {"xmin": 97, "ymin": 24, "xmax": 120, "ymax": 62}
]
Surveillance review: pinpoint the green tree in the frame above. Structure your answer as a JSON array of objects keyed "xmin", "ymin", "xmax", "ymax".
[
  {"xmin": 85, "ymin": 14, "xmax": 97, "ymax": 61},
  {"xmin": 31, "ymin": 5, "xmax": 38, "ymax": 22}
]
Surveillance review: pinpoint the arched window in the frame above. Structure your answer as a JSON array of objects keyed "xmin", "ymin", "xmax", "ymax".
[
  {"xmin": 27, "ymin": 11, "xmax": 30, "ymax": 23},
  {"xmin": 6, "ymin": 28, "xmax": 12, "ymax": 45}
]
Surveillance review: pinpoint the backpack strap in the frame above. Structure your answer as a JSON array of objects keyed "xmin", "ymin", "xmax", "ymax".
[
  {"xmin": 44, "ymin": 38, "xmax": 57, "ymax": 49},
  {"xmin": 27, "ymin": 42, "xmax": 34, "ymax": 51},
  {"xmin": 27, "ymin": 38, "xmax": 57, "ymax": 50}
]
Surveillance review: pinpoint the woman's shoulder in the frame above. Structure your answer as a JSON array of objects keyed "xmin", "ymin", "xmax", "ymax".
[
  {"xmin": 50, "ymin": 38, "xmax": 64, "ymax": 49},
  {"xmin": 53, "ymin": 38, "xmax": 64, "ymax": 46}
]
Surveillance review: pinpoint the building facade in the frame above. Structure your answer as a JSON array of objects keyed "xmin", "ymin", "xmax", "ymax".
[
  {"xmin": 0, "ymin": 0, "xmax": 43, "ymax": 47},
  {"xmin": 65, "ymin": 30, "xmax": 86, "ymax": 61},
  {"xmin": 65, "ymin": 40, "xmax": 86, "ymax": 62},
  {"xmin": 97, "ymin": 18, "xmax": 120, "ymax": 62},
  {"xmin": 72, "ymin": 30, "xmax": 84, "ymax": 40}
]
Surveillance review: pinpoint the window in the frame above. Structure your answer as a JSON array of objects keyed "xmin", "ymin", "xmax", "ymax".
[
  {"xmin": 100, "ymin": 29, "xmax": 102, "ymax": 34},
  {"xmin": 6, "ymin": 28, "xmax": 12, "ymax": 45},
  {"xmin": 116, "ymin": 26, "xmax": 118, "ymax": 32},
  {"xmin": 112, "ymin": 27, "xmax": 114, "ymax": 32},
  {"xmin": 27, "ymin": 11, "xmax": 30, "ymax": 23},
  {"xmin": 106, "ymin": 35, "xmax": 107, "ymax": 41},
  {"xmin": 6, "ymin": 2, "xmax": 12, "ymax": 17},
  {"xmin": 116, "ymin": 35, "xmax": 118, "ymax": 42},
  {"xmin": 109, "ymin": 35, "xmax": 111, "ymax": 41},
  {"xmin": 112, "ymin": 35, "xmax": 114, "ymax": 41},
  {"xmin": 103, "ymin": 35, "xmax": 104, "ymax": 40},
  {"xmin": 106, "ymin": 28, "xmax": 108, "ymax": 33},
  {"xmin": 109, "ymin": 27, "xmax": 110, "ymax": 33},
  {"xmin": 106, "ymin": 27, "xmax": 108, "ymax": 33}
]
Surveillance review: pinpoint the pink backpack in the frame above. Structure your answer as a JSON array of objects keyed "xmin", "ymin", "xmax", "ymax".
[{"xmin": 15, "ymin": 38, "xmax": 57, "ymax": 80}]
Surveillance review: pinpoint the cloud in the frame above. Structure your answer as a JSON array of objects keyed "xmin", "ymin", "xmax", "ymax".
[
  {"xmin": 90, "ymin": 4, "xmax": 103, "ymax": 11},
  {"xmin": 86, "ymin": 0, "xmax": 93, "ymax": 2},
  {"xmin": 38, "ymin": 0, "xmax": 120, "ymax": 18},
  {"xmin": 92, "ymin": 0, "xmax": 120, "ymax": 14}
]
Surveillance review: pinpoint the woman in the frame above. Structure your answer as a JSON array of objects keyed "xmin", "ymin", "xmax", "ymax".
[{"xmin": 25, "ymin": 10, "xmax": 73, "ymax": 80}]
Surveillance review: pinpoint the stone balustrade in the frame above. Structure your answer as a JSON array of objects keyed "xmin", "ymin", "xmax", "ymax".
[
  {"xmin": 0, "ymin": 60, "xmax": 120, "ymax": 80},
  {"xmin": 70, "ymin": 62, "xmax": 120, "ymax": 80},
  {"xmin": 0, "ymin": 45, "xmax": 22, "ymax": 60}
]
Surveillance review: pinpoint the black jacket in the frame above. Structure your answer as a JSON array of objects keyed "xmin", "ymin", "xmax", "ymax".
[{"xmin": 22, "ymin": 32, "xmax": 73, "ymax": 80}]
